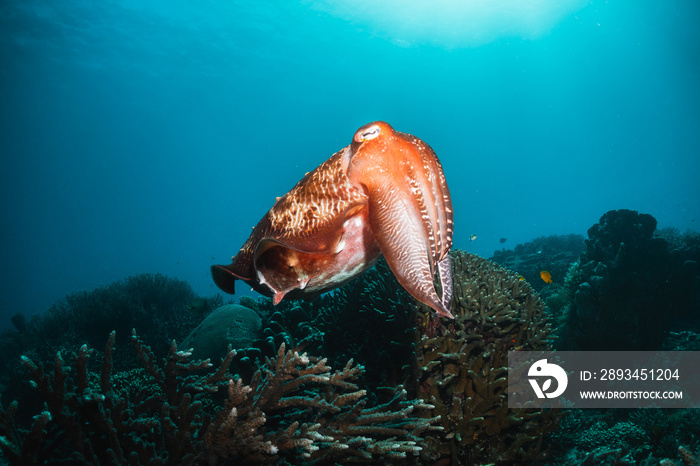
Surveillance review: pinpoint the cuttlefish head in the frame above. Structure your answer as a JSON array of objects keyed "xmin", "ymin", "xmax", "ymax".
[{"xmin": 346, "ymin": 121, "xmax": 454, "ymax": 318}]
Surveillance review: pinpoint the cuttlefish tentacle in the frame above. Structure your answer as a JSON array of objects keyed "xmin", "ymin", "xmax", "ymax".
[
  {"xmin": 346, "ymin": 122, "xmax": 454, "ymax": 318},
  {"xmin": 437, "ymin": 254, "xmax": 453, "ymax": 311},
  {"xmin": 366, "ymin": 188, "xmax": 453, "ymax": 317}
]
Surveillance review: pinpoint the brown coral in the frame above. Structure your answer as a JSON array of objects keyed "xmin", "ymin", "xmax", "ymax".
[
  {"xmin": 0, "ymin": 330, "xmax": 440, "ymax": 465},
  {"xmin": 416, "ymin": 250, "xmax": 559, "ymax": 464},
  {"xmin": 204, "ymin": 342, "xmax": 442, "ymax": 464}
]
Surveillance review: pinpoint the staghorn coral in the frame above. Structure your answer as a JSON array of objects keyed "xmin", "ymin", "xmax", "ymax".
[
  {"xmin": 230, "ymin": 302, "xmax": 324, "ymax": 383},
  {"xmin": 416, "ymin": 250, "xmax": 558, "ymax": 465},
  {"xmin": 229, "ymin": 251, "xmax": 561, "ymax": 464},
  {"xmin": 0, "ymin": 330, "xmax": 227, "ymax": 465},
  {"xmin": 204, "ymin": 342, "xmax": 441, "ymax": 464},
  {"xmin": 0, "ymin": 329, "xmax": 440, "ymax": 465}
]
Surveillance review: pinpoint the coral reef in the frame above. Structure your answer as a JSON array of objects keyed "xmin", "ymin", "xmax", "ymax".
[
  {"xmin": 416, "ymin": 250, "xmax": 559, "ymax": 464},
  {"xmin": 545, "ymin": 408, "xmax": 700, "ymax": 466},
  {"xmin": 0, "ymin": 273, "xmax": 221, "ymax": 420},
  {"xmin": 661, "ymin": 331, "xmax": 700, "ymax": 351},
  {"xmin": 312, "ymin": 259, "xmax": 420, "ymax": 391},
  {"xmin": 204, "ymin": 342, "xmax": 441, "ymax": 464},
  {"xmin": 0, "ymin": 330, "xmax": 440, "ymax": 465},
  {"xmin": 4, "ymin": 220, "xmax": 698, "ymax": 464},
  {"xmin": 8, "ymin": 273, "xmax": 219, "ymax": 368},
  {"xmin": 490, "ymin": 234, "xmax": 585, "ymax": 293},
  {"xmin": 191, "ymin": 252, "xmax": 561, "ymax": 464},
  {"xmin": 0, "ymin": 330, "xmax": 226, "ymax": 465},
  {"xmin": 558, "ymin": 209, "xmax": 697, "ymax": 350},
  {"xmin": 41, "ymin": 273, "xmax": 206, "ymax": 348},
  {"xmin": 240, "ymin": 259, "xmax": 421, "ymax": 393}
]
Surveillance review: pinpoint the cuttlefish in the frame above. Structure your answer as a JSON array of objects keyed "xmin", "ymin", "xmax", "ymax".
[{"xmin": 211, "ymin": 121, "xmax": 454, "ymax": 318}]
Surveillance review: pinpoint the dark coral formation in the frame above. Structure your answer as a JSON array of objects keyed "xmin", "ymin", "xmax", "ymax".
[
  {"xmin": 8, "ymin": 273, "xmax": 219, "ymax": 368},
  {"xmin": 546, "ymin": 408, "xmax": 700, "ymax": 465},
  {"xmin": 41, "ymin": 273, "xmax": 207, "ymax": 349},
  {"xmin": 312, "ymin": 259, "xmax": 420, "ymax": 391},
  {"xmin": 558, "ymin": 209, "xmax": 697, "ymax": 350},
  {"xmin": 662, "ymin": 331, "xmax": 700, "ymax": 351},
  {"xmin": 0, "ymin": 330, "xmax": 440, "ymax": 465},
  {"xmin": 416, "ymin": 250, "xmax": 558, "ymax": 464}
]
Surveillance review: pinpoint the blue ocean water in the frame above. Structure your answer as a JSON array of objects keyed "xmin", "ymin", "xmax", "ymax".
[{"xmin": 1, "ymin": 0, "xmax": 698, "ymax": 327}]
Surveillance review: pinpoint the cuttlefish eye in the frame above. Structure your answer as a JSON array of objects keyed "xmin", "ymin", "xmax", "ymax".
[{"xmin": 354, "ymin": 125, "xmax": 381, "ymax": 143}]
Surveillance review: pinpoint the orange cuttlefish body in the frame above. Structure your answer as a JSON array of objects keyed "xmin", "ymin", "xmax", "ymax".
[{"xmin": 212, "ymin": 121, "xmax": 454, "ymax": 318}]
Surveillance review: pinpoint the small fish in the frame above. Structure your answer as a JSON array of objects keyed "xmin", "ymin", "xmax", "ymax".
[
  {"xmin": 499, "ymin": 237, "xmax": 507, "ymax": 243},
  {"xmin": 470, "ymin": 234, "xmax": 477, "ymax": 241},
  {"xmin": 517, "ymin": 275, "xmax": 525, "ymax": 281},
  {"xmin": 540, "ymin": 270, "xmax": 553, "ymax": 284}
]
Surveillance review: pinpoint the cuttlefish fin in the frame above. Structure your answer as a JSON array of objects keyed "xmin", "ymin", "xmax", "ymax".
[
  {"xmin": 367, "ymin": 190, "xmax": 453, "ymax": 318},
  {"xmin": 211, "ymin": 264, "xmax": 239, "ymax": 294}
]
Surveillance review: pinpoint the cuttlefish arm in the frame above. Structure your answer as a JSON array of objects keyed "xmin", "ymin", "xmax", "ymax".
[{"xmin": 346, "ymin": 122, "xmax": 454, "ymax": 318}]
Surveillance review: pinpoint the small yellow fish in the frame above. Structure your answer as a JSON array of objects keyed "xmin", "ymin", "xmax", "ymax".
[
  {"xmin": 470, "ymin": 234, "xmax": 477, "ymax": 241},
  {"xmin": 540, "ymin": 270, "xmax": 553, "ymax": 284},
  {"xmin": 517, "ymin": 275, "xmax": 525, "ymax": 281}
]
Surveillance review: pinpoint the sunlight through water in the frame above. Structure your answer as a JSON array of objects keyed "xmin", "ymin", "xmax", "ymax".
[{"xmin": 308, "ymin": 0, "xmax": 590, "ymax": 47}]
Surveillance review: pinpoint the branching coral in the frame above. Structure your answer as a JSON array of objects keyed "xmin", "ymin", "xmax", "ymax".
[
  {"xmin": 0, "ymin": 330, "xmax": 229, "ymax": 465},
  {"xmin": 416, "ymin": 250, "xmax": 559, "ymax": 464},
  {"xmin": 204, "ymin": 342, "xmax": 441, "ymax": 464},
  {"xmin": 0, "ymin": 330, "xmax": 439, "ymax": 465},
  {"xmin": 230, "ymin": 251, "xmax": 561, "ymax": 464}
]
